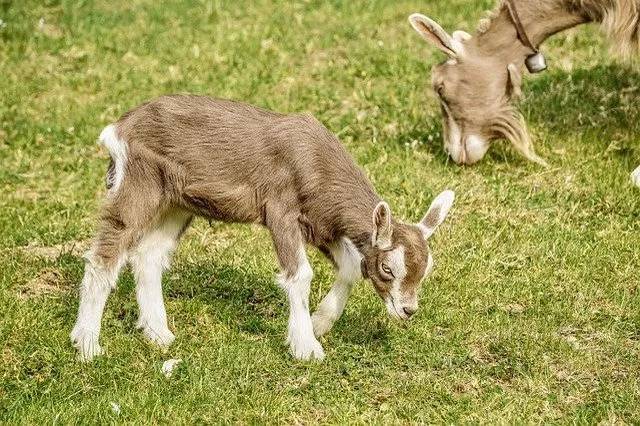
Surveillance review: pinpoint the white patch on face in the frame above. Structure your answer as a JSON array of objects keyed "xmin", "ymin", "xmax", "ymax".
[
  {"xmin": 383, "ymin": 246, "xmax": 410, "ymax": 320},
  {"xmin": 400, "ymin": 253, "xmax": 432, "ymax": 318},
  {"xmin": 631, "ymin": 165, "xmax": 640, "ymax": 188},
  {"xmin": 465, "ymin": 135, "xmax": 490, "ymax": 164},
  {"xmin": 443, "ymin": 106, "xmax": 490, "ymax": 164},
  {"xmin": 444, "ymin": 113, "xmax": 464, "ymax": 164},
  {"xmin": 385, "ymin": 246, "xmax": 407, "ymax": 281},
  {"xmin": 99, "ymin": 124, "xmax": 128, "ymax": 194}
]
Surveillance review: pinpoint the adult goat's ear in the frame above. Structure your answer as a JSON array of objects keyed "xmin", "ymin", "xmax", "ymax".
[
  {"xmin": 418, "ymin": 190, "xmax": 455, "ymax": 239},
  {"xmin": 452, "ymin": 30, "xmax": 472, "ymax": 43},
  {"xmin": 409, "ymin": 13, "xmax": 464, "ymax": 58},
  {"xmin": 507, "ymin": 63, "xmax": 523, "ymax": 99},
  {"xmin": 372, "ymin": 201, "xmax": 393, "ymax": 249}
]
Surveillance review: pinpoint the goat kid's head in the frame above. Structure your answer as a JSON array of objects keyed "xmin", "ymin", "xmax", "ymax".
[
  {"xmin": 362, "ymin": 190, "xmax": 454, "ymax": 320},
  {"xmin": 409, "ymin": 13, "xmax": 546, "ymax": 166}
]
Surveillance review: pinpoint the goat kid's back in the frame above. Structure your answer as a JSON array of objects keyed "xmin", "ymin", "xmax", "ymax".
[{"xmin": 107, "ymin": 95, "xmax": 376, "ymax": 232}]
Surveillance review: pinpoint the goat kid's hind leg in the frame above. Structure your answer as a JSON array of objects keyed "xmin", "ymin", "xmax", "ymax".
[
  {"xmin": 632, "ymin": 165, "xmax": 640, "ymax": 188},
  {"xmin": 312, "ymin": 238, "xmax": 362, "ymax": 337},
  {"xmin": 71, "ymin": 228, "xmax": 128, "ymax": 362},
  {"xmin": 269, "ymin": 216, "xmax": 324, "ymax": 361},
  {"xmin": 129, "ymin": 209, "xmax": 192, "ymax": 347}
]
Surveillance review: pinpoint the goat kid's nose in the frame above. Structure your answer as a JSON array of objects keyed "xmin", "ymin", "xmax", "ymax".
[{"xmin": 403, "ymin": 306, "xmax": 418, "ymax": 317}]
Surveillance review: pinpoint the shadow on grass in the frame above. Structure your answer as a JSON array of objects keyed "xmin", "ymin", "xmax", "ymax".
[
  {"xmin": 524, "ymin": 64, "xmax": 640, "ymax": 139},
  {"xmin": 165, "ymin": 262, "xmax": 394, "ymax": 348},
  {"xmin": 55, "ymin": 250, "xmax": 394, "ymax": 352},
  {"xmin": 166, "ymin": 262, "xmax": 282, "ymax": 335},
  {"xmin": 332, "ymin": 307, "xmax": 392, "ymax": 348}
]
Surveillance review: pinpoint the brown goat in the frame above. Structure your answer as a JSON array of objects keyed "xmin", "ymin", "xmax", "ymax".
[
  {"xmin": 70, "ymin": 95, "xmax": 455, "ymax": 361},
  {"xmin": 409, "ymin": 0, "xmax": 639, "ymax": 175}
]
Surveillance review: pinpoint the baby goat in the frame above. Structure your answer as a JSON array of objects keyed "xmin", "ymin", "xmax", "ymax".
[{"xmin": 71, "ymin": 95, "xmax": 455, "ymax": 361}]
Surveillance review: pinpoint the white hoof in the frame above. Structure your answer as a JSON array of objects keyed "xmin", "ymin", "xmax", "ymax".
[
  {"xmin": 631, "ymin": 166, "xmax": 640, "ymax": 188},
  {"xmin": 311, "ymin": 311, "xmax": 334, "ymax": 338},
  {"xmin": 288, "ymin": 332, "xmax": 325, "ymax": 361},
  {"xmin": 70, "ymin": 326, "xmax": 103, "ymax": 362},
  {"xmin": 137, "ymin": 319, "xmax": 175, "ymax": 347}
]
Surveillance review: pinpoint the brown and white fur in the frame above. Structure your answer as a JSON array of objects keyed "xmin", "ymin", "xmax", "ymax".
[
  {"xmin": 409, "ymin": 0, "xmax": 640, "ymax": 184},
  {"xmin": 70, "ymin": 95, "xmax": 455, "ymax": 362}
]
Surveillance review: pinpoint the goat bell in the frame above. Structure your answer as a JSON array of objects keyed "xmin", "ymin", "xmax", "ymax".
[{"xmin": 525, "ymin": 52, "xmax": 547, "ymax": 73}]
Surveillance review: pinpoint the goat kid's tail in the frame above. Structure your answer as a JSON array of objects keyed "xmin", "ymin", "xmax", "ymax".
[{"xmin": 98, "ymin": 124, "xmax": 128, "ymax": 193}]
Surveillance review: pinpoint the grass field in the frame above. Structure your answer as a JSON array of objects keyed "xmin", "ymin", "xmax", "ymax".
[{"xmin": 2, "ymin": 0, "xmax": 640, "ymax": 423}]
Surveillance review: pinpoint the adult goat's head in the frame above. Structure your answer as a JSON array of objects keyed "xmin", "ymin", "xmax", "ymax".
[{"xmin": 409, "ymin": 13, "xmax": 546, "ymax": 166}]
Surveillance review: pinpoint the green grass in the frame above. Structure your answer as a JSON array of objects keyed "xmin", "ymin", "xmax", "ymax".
[{"xmin": 1, "ymin": 0, "xmax": 639, "ymax": 423}]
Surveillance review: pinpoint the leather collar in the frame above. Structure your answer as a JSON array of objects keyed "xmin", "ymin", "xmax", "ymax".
[{"xmin": 505, "ymin": 0, "xmax": 547, "ymax": 73}]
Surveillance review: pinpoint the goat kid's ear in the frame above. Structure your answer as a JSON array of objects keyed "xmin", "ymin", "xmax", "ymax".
[
  {"xmin": 507, "ymin": 63, "xmax": 523, "ymax": 99},
  {"xmin": 418, "ymin": 190, "xmax": 455, "ymax": 239},
  {"xmin": 372, "ymin": 201, "xmax": 393, "ymax": 249},
  {"xmin": 408, "ymin": 13, "xmax": 464, "ymax": 58}
]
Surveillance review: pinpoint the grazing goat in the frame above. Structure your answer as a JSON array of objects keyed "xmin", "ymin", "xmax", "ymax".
[
  {"xmin": 70, "ymin": 95, "xmax": 455, "ymax": 361},
  {"xmin": 408, "ymin": 0, "xmax": 639, "ymax": 184}
]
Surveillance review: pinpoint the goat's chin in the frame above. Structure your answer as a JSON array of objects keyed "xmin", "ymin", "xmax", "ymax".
[
  {"xmin": 445, "ymin": 142, "xmax": 464, "ymax": 164},
  {"xmin": 465, "ymin": 135, "xmax": 490, "ymax": 164},
  {"xmin": 385, "ymin": 298, "xmax": 408, "ymax": 321},
  {"xmin": 445, "ymin": 135, "xmax": 490, "ymax": 165}
]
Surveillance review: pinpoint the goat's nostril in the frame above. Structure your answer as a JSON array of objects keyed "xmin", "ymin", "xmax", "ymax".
[{"xmin": 403, "ymin": 306, "xmax": 417, "ymax": 317}]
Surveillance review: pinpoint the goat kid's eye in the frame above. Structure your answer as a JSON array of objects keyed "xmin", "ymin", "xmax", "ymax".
[{"xmin": 380, "ymin": 263, "xmax": 394, "ymax": 278}]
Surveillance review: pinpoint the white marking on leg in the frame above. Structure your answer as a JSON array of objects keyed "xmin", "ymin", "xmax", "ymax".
[
  {"xmin": 130, "ymin": 210, "xmax": 190, "ymax": 347},
  {"xmin": 386, "ymin": 250, "xmax": 431, "ymax": 320},
  {"xmin": 99, "ymin": 124, "xmax": 128, "ymax": 194},
  {"xmin": 312, "ymin": 238, "xmax": 361, "ymax": 337},
  {"xmin": 277, "ymin": 247, "xmax": 324, "ymax": 361},
  {"xmin": 70, "ymin": 250, "xmax": 125, "ymax": 361},
  {"xmin": 631, "ymin": 165, "xmax": 640, "ymax": 188}
]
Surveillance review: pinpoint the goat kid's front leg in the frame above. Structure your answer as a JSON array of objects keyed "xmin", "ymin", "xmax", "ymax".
[
  {"xmin": 632, "ymin": 165, "xmax": 640, "ymax": 188},
  {"xmin": 270, "ymin": 218, "xmax": 324, "ymax": 361},
  {"xmin": 312, "ymin": 238, "xmax": 361, "ymax": 337},
  {"xmin": 278, "ymin": 249, "xmax": 325, "ymax": 361}
]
